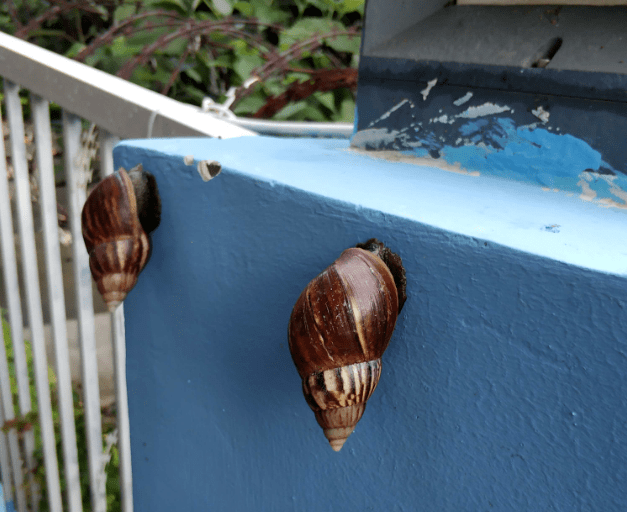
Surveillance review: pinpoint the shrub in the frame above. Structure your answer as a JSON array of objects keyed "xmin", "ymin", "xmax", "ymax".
[{"xmin": 0, "ymin": 0, "xmax": 364, "ymax": 122}]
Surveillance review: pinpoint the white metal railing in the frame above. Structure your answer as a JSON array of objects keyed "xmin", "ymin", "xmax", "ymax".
[
  {"xmin": 0, "ymin": 30, "xmax": 252, "ymax": 512},
  {"xmin": 0, "ymin": 28, "xmax": 353, "ymax": 512},
  {"xmin": 0, "ymin": 28, "xmax": 254, "ymax": 512}
]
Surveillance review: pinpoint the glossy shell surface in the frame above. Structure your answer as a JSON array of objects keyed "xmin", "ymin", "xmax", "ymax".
[
  {"xmin": 288, "ymin": 247, "xmax": 398, "ymax": 377},
  {"xmin": 288, "ymin": 245, "xmax": 401, "ymax": 451},
  {"xmin": 82, "ymin": 168, "xmax": 151, "ymax": 310}
]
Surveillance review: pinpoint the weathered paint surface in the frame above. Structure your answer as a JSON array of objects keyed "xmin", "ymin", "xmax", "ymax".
[
  {"xmin": 353, "ymin": 60, "xmax": 627, "ymax": 210},
  {"xmin": 115, "ymin": 136, "xmax": 626, "ymax": 512},
  {"xmin": 353, "ymin": 93, "xmax": 627, "ymax": 209}
]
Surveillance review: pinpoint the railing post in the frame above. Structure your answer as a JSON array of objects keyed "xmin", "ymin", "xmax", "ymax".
[
  {"xmin": 0, "ymin": 100, "xmax": 27, "ymax": 512},
  {"xmin": 101, "ymin": 130, "xmax": 134, "ymax": 512},
  {"xmin": 31, "ymin": 94, "xmax": 84, "ymax": 512},
  {"xmin": 5, "ymin": 80, "xmax": 63, "ymax": 512},
  {"xmin": 63, "ymin": 111, "xmax": 107, "ymax": 512}
]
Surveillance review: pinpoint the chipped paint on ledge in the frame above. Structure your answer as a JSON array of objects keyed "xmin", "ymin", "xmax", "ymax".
[
  {"xmin": 347, "ymin": 146, "xmax": 481, "ymax": 177},
  {"xmin": 352, "ymin": 97, "xmax": 627, "ymax": 210}
]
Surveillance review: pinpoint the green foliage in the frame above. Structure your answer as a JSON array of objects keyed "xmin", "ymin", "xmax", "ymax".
[
  {"xmin": 1, "ymin": 310, "xmax": 120, "ymax": 511},
  {"xmin": 0, "ymin": 0, "xmax": 364, "ymax": 122}
]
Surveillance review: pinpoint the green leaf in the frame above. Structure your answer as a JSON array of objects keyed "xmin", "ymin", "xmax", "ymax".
[
  {"xmin": 233, "ymin": 53, "xmax": 264, "ymax": 81},
  {"xmin": 233, "ymin": 1, "xmax": 253, "ymax": 16},
  {"xmin": 248, "ymin": 0, "xmax": 289, "ymax": 24},
  {"xmin": 232, "ymin": 91, "xmax": 266, "ymax": 116},
  {"xmin": 65, "ymin": 42, "xmax": 87, "ymax": 59},
  {"xmin": 184, "ymin": 67, "xmax": 202, "ymax": 82},
  {"xmin": 338, "ymin": 97, "xmax": 355, "ymax": 122},
  {"xmin": 111, "ymin": 36, "xmax": 141, "ymax": 58},
  {"xmin": 337, "ymin": 0, "xmax": 364, "ymax": 15},
  {"xmin": 281, "ymin": 18, "xmax": 344, "ymax": 46},
  {"xmin": 274, "ymin": 99, "xmax": 327, "ymax": 121},
  {"xmin": 113, "ymin": 4, "xmax": 136, "ymax": 24},
  {"xmin": 127, "ymin": 29, "xmax": 165, "ymax": 48},
  {"xmin": 197, "ymin": 52, "xmax": 231, "ymax": 69},
  {"xmin": 148, "ymin": 0, "xmax": 190, "ymax": 14},
  {"xmin": 212, "ymin": 0, "xmax": 233, "ymax": 16},
  {"xmin": 183, "ymin": 85, "xmax": 206, "ymax": 103},
  {"xmin": 324, "ymin": 33, "xmax": 360, "ymax": 54},
  {"xmin": 262, "ymin": 78, "xmax": 285, "ymax": 96},
  {"xmin": 317, "ymin": 91, "xmax": 335, "ymax": 111},
  {"xmin": 164, "ymin": 38, "xmax": 188, "ymax": 56}
]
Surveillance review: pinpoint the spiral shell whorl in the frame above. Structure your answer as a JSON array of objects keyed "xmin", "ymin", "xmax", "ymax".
[
  {"xmin": 89, "ymin": 236, "xmax": 150, "ymax": 311},
  {"xmin": 303, "ymin": 359, "xmax": 382, "ymax": 451},
  {"xmin": 288, "ymin": 247, "xmax": 398, "ymax": 378},
  {"xmin": 82, "ymin": 167, "xmax": 158, "ymax": 310}
]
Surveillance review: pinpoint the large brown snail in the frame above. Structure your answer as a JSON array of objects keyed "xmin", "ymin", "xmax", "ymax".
[
  {"xmin": 81, "ymin": 164, "xmax": 161, "ymax": 311},
  {"xmin": 288, "ymin": 239, "xmax": 407, "ymax": 452}
]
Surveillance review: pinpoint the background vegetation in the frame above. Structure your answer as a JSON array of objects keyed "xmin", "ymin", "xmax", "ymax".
[
  {"xmin": 2, "ymin": 311, "xmax": 120, "ymax": 511},
  {"xmin": 0, "ymin": 0, "xmax": 364, "ymax": 122}
]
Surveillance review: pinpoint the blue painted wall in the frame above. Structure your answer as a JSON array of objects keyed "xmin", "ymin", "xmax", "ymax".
[{"xmin": 114, "ymin": 136, "xmax": 627, "ymax": 511}]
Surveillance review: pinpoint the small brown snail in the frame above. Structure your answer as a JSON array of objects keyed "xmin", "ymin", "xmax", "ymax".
[
  {"xmin": 288, "ymin": 239, "xmax": 407, "ymax": 452},
  {"xmin": 82, "ymin": 164, "xmax": 161, "ymax": 311}
]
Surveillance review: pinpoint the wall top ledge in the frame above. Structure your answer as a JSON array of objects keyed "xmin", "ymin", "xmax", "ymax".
[{"xmin": 116, "ymin": 136, "xmax": 626, "ymax": 278}]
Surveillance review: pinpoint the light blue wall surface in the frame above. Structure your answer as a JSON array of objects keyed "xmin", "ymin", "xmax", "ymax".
[
  {"xmin": 114, "ymin": 136, "xmax": 626, "ymax": 511},
  {"xmin": 0, "ymin": 483, "xmax": 14, "ymax": 512}
]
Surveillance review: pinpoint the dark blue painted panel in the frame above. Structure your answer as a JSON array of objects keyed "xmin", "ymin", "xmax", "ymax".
[
  {"xmin": 354, "ymin": 57, "xmax": 627, "ymax": 206},
  {"xmin": 114, "ymin": 137, "xmax": 627, "ymax": 511}
]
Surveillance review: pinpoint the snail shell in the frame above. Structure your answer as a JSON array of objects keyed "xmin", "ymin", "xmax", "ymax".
[
  {"xmin": 81, "ymin": 165, "xmax": 161, "ymax": 311},
  {"xmin": 288, "ymin": 239, "xmax": 406, "ymax": 451}
]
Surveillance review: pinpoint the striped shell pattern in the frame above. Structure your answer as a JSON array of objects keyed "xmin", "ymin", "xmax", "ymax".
[{"xmin": 82, "ymin": 166, "xmax": 160, "ymax": 311}]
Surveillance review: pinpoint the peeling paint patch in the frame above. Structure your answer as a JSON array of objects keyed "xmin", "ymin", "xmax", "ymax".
[
  {"xmin": 367, "ymin": 99, "xmax": 413, "ymax": 128},
  {"xmin": 532, "ymin": 107, "xmax": 550, "ymax": 123},
  {"xmin": 600, "ymin": 174, "xmax": 627, "ymax": 204},
  {"xmin": 458, "ymin": 103, "xmax": 511, "ymax": 119},
  {"xmin": 578, "ymin": 174, "xmax": 597, "ymax": 203},
  {"xmin": 348, "ymin": 146, "xmax": 481, "ymax": 177},
  {"xmin": 354, "ymin": 98, "xmax": 627, "ymax": 210},
  {"xmin": 420, "ymin": 79, "xmax": 437, "ymax": 101},
  {"xmin": 578, "ymin": 172, "xmax": 627, "ymax": 209},
  {"xmin": 453, "ymin": 92, "xmax": 474, "ymax": 106},
  {"xmin": 431, "ymin": 114, "xmax": 450, "ymax": 124},
  {"xmin": 352, "ymin": 128, "xmax": 402, "ymax": 149}
]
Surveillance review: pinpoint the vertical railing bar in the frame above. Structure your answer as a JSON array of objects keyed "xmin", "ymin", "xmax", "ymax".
[
  {"xmin": 112, "ymin": 305, "xmax": 133, "ymax": 512},
  {"xmin": 101, "ymin": 131, "xmax": 133, "ymax": 512},
  {"xmin": 5, "ymin": 80, "xmax": 64, "ymax": 512},
  {"xmin": 31, "ymin": 94, "xmax": 84, "ymax": 512},
  {"xmin": 0, "ymin": 364, "xmax": 15, "ymax": 509},
  {"xmin": 99, "ymin": 132, "xmax": 118, "ymax": 179},
  {"xmin": 0, "ymin": 318, "xmax": 24, "ymax": 512},
  {"xmin": 0, "ymin": 88, "xmax": 31, "ymax": 512},
  {"xmin": 63, "ymin": 111, "xmax": 106, "ymax": 512}
]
